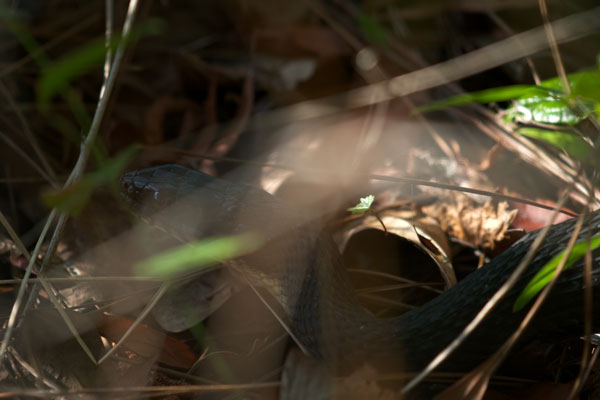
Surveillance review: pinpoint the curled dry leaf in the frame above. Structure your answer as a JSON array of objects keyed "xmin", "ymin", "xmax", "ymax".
[
  {"xmin": 337, "ymin": 209, "xmax": 455, "ymax": 289},
  {"xmin": 423, "ymin": 193, "xmax": 518, "ymax": 252}
]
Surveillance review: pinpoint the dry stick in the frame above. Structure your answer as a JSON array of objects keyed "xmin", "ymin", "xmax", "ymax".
[
  {"xmin": 0, "ymin": 0, "xmax": 141, "ymax": 360},
  {"xmin": 26, "ymin": 0, "xmax": 141, "ymax": 357},
  {"xmin": 22, "ymin": 0, "xmax": 116, "ymax": 319},
  {"xmin": 246, "ymin": 281, "xmax": 311, "ymax": 357},
  {"xmin": 539, "ymin": 0, "xmax": 571, "ymax": 94},
  {"xmin": 0, "ymin": 210, "xmax": 30, "ymax": 259},
  {"xmin": 577, "ymin": 346, "xmax": 599, "ymax": 395},
  {"xmin": 357, "ymin": 283, "xmax": 444, "ymax": 294},
  {"xmin": 65, "ymin": 0, "xmax": 138, "ymax": 188},
  {"xmin": 347, "ymin": 268, "xmax": 444, "ymax": 294},
  {"xmin": 20, "ymin": 0, "xmax": 137, "ymax": 358},
  {"xmin": 0, "ymin": 208, "xmax": 56, "ymax": 358},
  {"xmin": 402, "ymin": 193, "xmax": 571, "ymax": 393},
  {"xmin": 21, "ymin": 216, "xmax": 68, "ymax": 315},
  {"xmin": 104, "ymin": 0, "xmax": 114, "ymax": 81}
]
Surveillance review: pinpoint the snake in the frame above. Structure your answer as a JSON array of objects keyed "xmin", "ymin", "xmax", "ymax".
[{"xmin": 120, "ymin": 164, "xmax": 600, "ymax": 374}]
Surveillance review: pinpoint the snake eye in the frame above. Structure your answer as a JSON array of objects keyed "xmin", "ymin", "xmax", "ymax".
[
  {"xmin": 133, "ymin": 183, "xmax": 176, "ymax": 211},
  {"xmin": 121, "ymin": 172, "xmax": 175, "ymax": 213}
]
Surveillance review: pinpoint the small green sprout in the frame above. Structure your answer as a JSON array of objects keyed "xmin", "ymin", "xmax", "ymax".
[{"xmin": 348, "ymin": 195, "xmax": 375, "ymax": 215}]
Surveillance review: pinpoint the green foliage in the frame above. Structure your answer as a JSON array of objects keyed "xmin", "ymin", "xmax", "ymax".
[
  {"xmin": 513, "ymin": 233, "xmax": 600, "ymax": 312},
  {"xmin": 38, "ymin": 19, "xmax": 164, "ymax": 105},
  {"xmin": 38, "ymin": 36, "xmax": 120, "ymax": 105},
  {"xmin": 420, "ymin": 69, "xmax": 600, "ymax": 164},
  {"xmin": 516, "ymin": 128, "xmax": 593, "ymax": 163},
  {"xmin": 43, "ymin": 145, "xmax": 139, "ymax": 214},
  {"xmin": 356, "ymin": 14, "xmax": 388, "ymax": 46},
  {"xmin": 417, "ymin": 85, "xmax": 547, "ymax": 112},
  {"xmin": 541, "ymin": 70, "xmax": 600, "ymax": 102},
  {"xmin": 134, "ymin": 233, "xmax": 263, "ymax": 280},
  {"xmin": 509, "ymin": 95, "xmax": 590, "ymax": 125},
  {"xmin": 348, "ymin": 195, "xmax": 375, "ymax": 215}
]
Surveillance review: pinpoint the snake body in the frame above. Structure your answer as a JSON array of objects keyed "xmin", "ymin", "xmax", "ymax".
[{"xmin": 121, "ymin": 164, "xmax": 600, "ymax": 373}]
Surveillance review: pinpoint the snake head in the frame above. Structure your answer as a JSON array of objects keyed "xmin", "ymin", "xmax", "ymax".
[
  {"xmin": 120, "ymin": 164, "xmax": 285, "ymax": 242},
  {"xmin": 121, "ymin": 164, "xmax": 198, "ymax": 211},
  {"xmin": 120, "ymin": 164, "xmax": 228, "ymax": 239}
]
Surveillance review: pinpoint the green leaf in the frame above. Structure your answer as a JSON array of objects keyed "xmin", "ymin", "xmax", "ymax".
[
  {"xmin": 418, "ymin": 85, "xmax": 546, "ymax": 112},
  {"xmin": 509, "ymin": 70, "xmax": 600, "ymax": 125},
  {"xmin": 356, "ymin": 14, "xmax": 388, "ymax": 46},
  {"xmin": 513, "ymin": 233, "xmax": 600, "ymax": 312},
  {"xmin": 134, "ymin": 233, "xmax": 263, "ymax": 279},
  {"xmin": 516, "ymin": 127, "xmax": 593, "ymax": 162},
  {"xmin": 348, "ymin": 195, "xmax": 375, "ymax": 215},
  {"xmin": 87, "ymin": 144, "xmax": 140, "ymax": 187},
  {"xmin": 39, "ymin": 36, "xmax": 119, "ymax": 105},
  {"xmin": 42, "ymin": 145, "xmax": 139, "ymax": 214},
  {"xmin": 38, "ymin": 19, "xmax": 164, "ymax": 104},
  {"xmin": 513, "ymin": 96, "xmax": 590, "ymax": 125},
  {"xmin": 539, "ymin": 70, "xmax": 600, "ymax": 102},
  {"xmin": 43, "ymin": 180, "xmax": 97, "ymax": 216},
  {"xmin": 418, "ymin": 70, "xmax": 600, "ymax": 123}
]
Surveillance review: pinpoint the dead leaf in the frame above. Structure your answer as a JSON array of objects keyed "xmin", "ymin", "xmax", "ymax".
[
  {"xmin": 424, "ymin": 194, "xmax": 517, "ymax": 251},
  {"xmin": 97, "ymin": 313, "xmax": 197, "ymax": 370}
]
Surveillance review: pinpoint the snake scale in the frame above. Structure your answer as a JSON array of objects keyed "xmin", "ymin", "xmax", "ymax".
[{"xmin": 121, "ymin": 164, "xmax": 600, "ymax": 373}]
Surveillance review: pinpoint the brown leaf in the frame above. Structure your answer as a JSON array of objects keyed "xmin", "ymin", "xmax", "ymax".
[{"xmin": 97, "ymin": 313, "xmax": 197, "ymax": 369}]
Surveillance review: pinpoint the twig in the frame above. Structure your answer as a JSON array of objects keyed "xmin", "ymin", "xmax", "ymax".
[
  {"xmin": 0, "ymin": 208, "xmax": 56, "ymax": 358},
  {"xmin": 246, "ymin": 279, "xmax": 311, "ymax": 357},
  {"xmin": 539, "ymin": 0, "xmax": 571, "ymax": 94}
]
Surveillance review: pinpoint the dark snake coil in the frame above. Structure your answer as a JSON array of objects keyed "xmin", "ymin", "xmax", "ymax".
[{"xmin": 121, "ymin": 164, "xmax": 600, "ymax": 373}]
